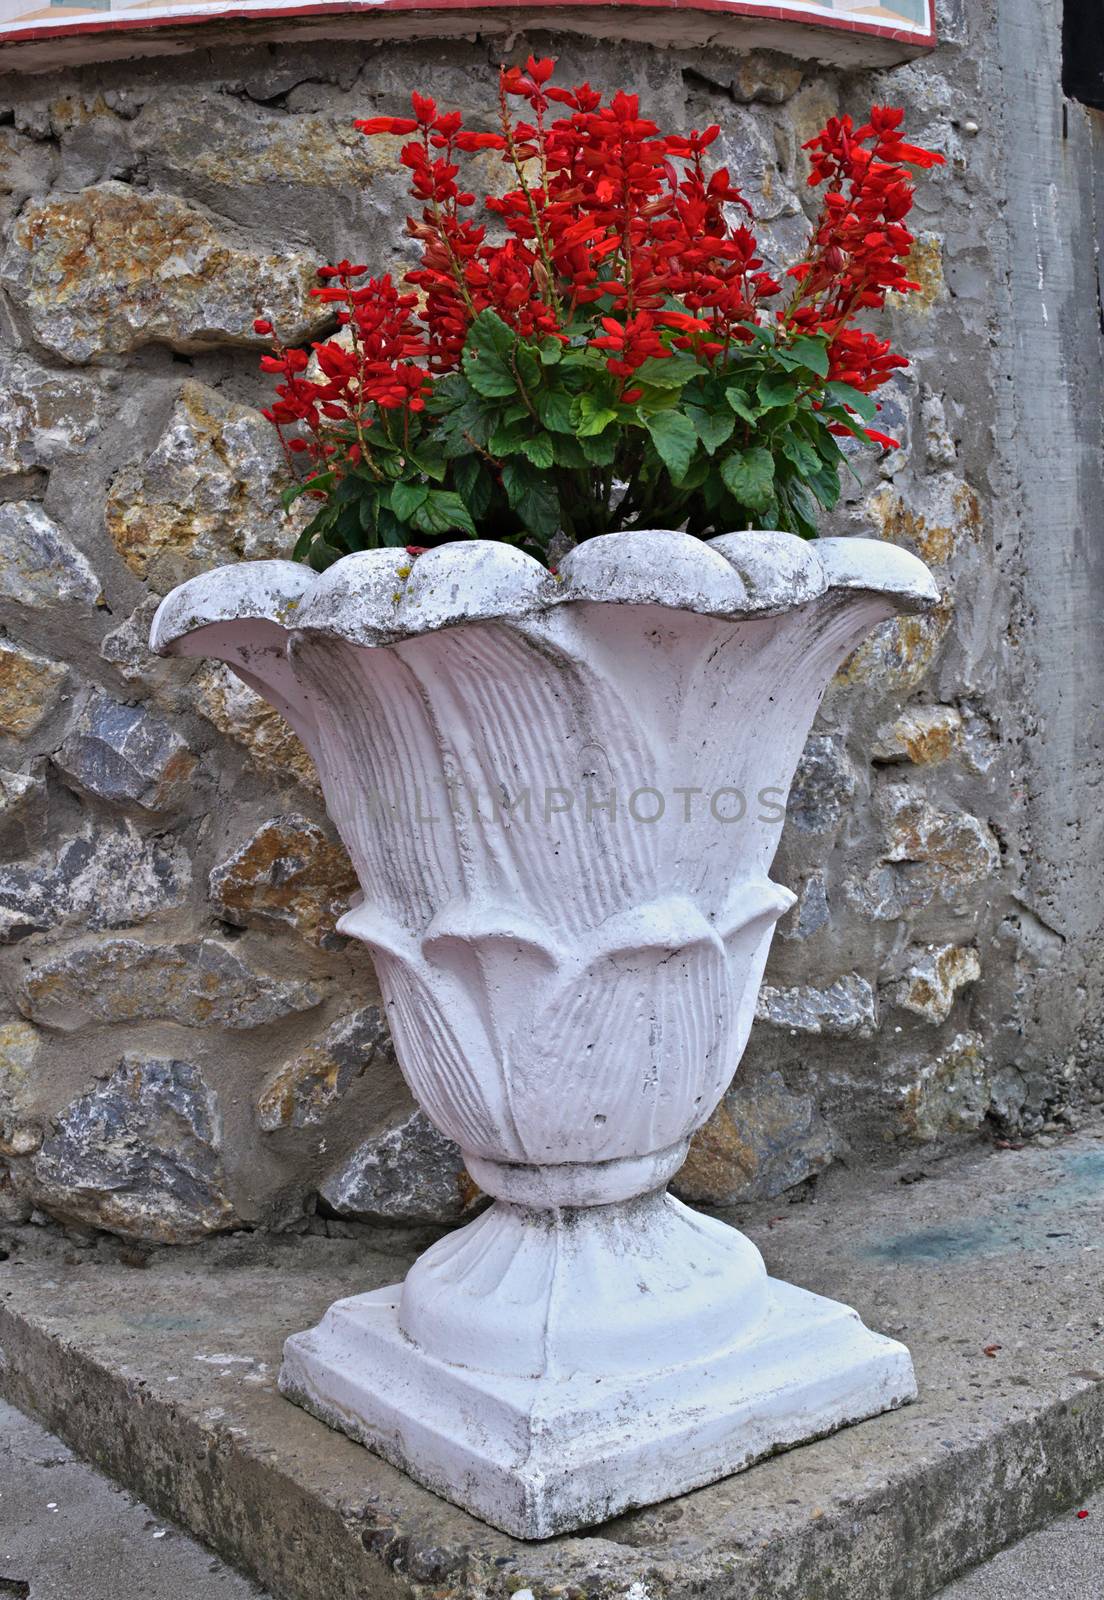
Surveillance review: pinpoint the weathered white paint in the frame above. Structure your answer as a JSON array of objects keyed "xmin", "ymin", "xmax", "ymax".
[{"xmin": 152, "ymin": 529, "xmax": 935, "ymax": 1538}]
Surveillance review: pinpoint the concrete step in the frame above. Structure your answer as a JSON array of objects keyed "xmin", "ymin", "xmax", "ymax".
[
  {"xmin": 935, "ymin": 1486, "xmax": 1103, "ymax": 1599},
  {"xmin": 1, "ymin": 1126, "xmax": 1102, "ymax": 1600},
  {"xmin": 0, "ymin": 1398, "xmax": 270, "ymax": 1600}
]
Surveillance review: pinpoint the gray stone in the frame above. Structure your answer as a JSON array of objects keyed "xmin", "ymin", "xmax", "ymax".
[
  {"xmin": 777, "ymin": 870, "xmax": 830, "ymax": 942},
  {"xmin": 100, "ymin": 598, "xmax": 163, "ymax": 686},
  {"xmin": 54, "ymin": 690, "xmax": 196, "ymax": 814},
  {"xmin": 898, "ymin": 1032, "xmax": 991, "ymax": 1141},
  {"xmin": 785, "ymin": 733, "xmax": 859, "ymax": 836},
  {"xmin": 846, "ymin": 786, "xmax": 1001, "ymax": 920},
  {"xmin": 257, "ymin": 1005, "xmax": 394, "ymax": 1131},
  {"xmin": 756, "ymin": 973, "xmax": 877, "ymax": 1038},
  {"xmin": 0, "ymin": 356, "xmax": 104, "ymax": 482},
  {"xmin": 0, "ymin": 767, "xmax": 47, "ymax": 856},
  {"xmin": 0, "ymin": 126, "xmax": 57, "ymax": 226},
  {"xmin": 0, "ymin": 1018, "xmax": 44, "ymax": 1158},
  {"xmin": 0, "ymin": 183, "xmax": 330, "ymax": 365},
  {"xmin": 104, "ymin": 380, "xmax": 309, "ymax": 593},
  {"xmin": 0, "ymin": 821, "xmax": 190, "ymax": 944},
  {"xmin": 17, "ymin": 937, "xmax": 327, "ymax": 1031},
  {"xmin": 922, "ymin": 389, "xmax": 959, "ymax": 466},
  {"xmin": 0, "ymin": 501, "xmax": 102, "ymax": 611},
  {"xmin": 29, "ymin": 1054, "xmax": 238, "ymax": 1243},
  {"xmin": 891, "ymin": 943, "xmax": 982, "ymax": 1024},
  {"xmin": 129, "ymin": 96, "xmax": 382, "ymax": 212},
  {"xmin": 190, "ymin": 664, "xmax": 320, "ymax": 794},
  {"xmin": 675, "ymin": 1070, "xmax": 835, "ymax": 1204},
  {"xmin": 319, "ymin": 1108, "xmax": 480, "ymax": 1224}
]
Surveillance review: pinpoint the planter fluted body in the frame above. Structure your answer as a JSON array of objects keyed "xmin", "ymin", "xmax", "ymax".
[{"xmin": 152, "ymin": 527, "xmax": 937, "ymax": 1539}]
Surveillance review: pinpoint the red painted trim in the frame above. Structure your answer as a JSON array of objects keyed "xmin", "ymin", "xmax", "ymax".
[{"xmin": 0, "ymin": 0, "xmax": 937, "ymax": 52}]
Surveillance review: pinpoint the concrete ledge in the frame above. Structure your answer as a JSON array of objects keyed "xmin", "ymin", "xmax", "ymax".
[{"xmin": 1, "ymin": 1128, "xmax": 1103, "ymax": 1600}]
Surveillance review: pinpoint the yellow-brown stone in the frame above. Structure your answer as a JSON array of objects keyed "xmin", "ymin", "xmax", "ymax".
[
  {"xmin": 872, "ymin": 706, "xmax": 964, "ymax": 766},
  {"xmin": 0, "ymin": 640, "xmax": 67, "ymax": 738},
  {"xmin": 191, "ymin": 664, "xmax": 320, "ymax": 794},
  {"xmin": 836, "ymin": 599, "xmax": 954, "ymax": 696},
  {"xmin": 1, "ymin": 182, "xmax": 331, "ymax": 364},
  {"xmin": 867, "ymin": 477, "xmax": 982, "ymax": 568},
  {"xmin": 105, "ymin": 379, "xmax": 307, "ymax": 592},
  {"xmin": 889, "ymin": 233, "xmax": 945, "ymax": 315},
  {"xmin": 209, "ymin": 815, "xmax": 357, "ymax": 949},
  {"xmin": 899, "ymin": 1032, "xmax": 990, "ymax": 1141}
]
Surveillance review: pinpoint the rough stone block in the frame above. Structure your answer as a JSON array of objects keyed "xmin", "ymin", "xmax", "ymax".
[
  {"xmin": 786, "ymin": 733, "xmax": 859, "ymax": 836},
  {"xmin": 256, "ymin": 1004, "xmax": 394, "ymax": 1132},
  {"xmin": 1, "ymin": 183, "xmax": 331, "ymax": 364},
  {"xmin": 54, "ymin": 690, "xmax": 196, "ymax": 813},
  {"xmin": 0, "ymin": 356, "xmax": 103, "ymax": 480},
  {"xmin": 0, "ymin": 501, "xmax": 102, "ymax": 611},
  {"xmin": 0, "ymin": 1019, "xmax": 44, "ymax": 1158},
  {"xmin": 0, "ymin": 821, "xmax": 190, "ymax": 944},
  {"xmin": 192, "ymin": 664, "xmax": 320, "ymax": 794},
  {"xmin": 891, "ymin": 943, "xmax": 982, "ymax": 1024},
  {"xmin": 0, "ymin": 640, "xmax": 67, "ymax": 738},
  {"xmin": 0, "ymin": 767, "xmax": 48, "ymax": 856},
  {"xmin": 105, "ymin": 380, "xmax": 308, "ymax": 592},
  {"xmin": 319, "ymin": 1108, "xmax": 481, "ymax": 1224},
  {"xmin": 846, "ymin": 786, "xmax": 1000, "ymax": 920},
  {"xmin": 29, "ymin": 1054, "xmax": 237, "ymax": 1243},
  {"xmin": 17, "ymin": 937, "xmax": 328, "ymax": 1031},
  {"xmin": 872, "ymin": 705, "xmax": 964, "ymax": 766},
  {"xmin": 209, "ymin": 814, "xmax": 357, "ymax": 950},
  {"xmin": 674, "ymin": 1070, "xmax": 836, "ymax": 1203},
  {"xmin": 757, "ymin": 972, "xmax": 877, "ymax": 1037},
  {"xmin": 899, "ymin": 1032, "xmax": 991, "ymax": 1140}
]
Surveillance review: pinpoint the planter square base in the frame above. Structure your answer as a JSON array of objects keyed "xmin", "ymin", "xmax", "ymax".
[{"xmin": 278, "ymin": 1277, "xmax": 917, "ymax": 1539}]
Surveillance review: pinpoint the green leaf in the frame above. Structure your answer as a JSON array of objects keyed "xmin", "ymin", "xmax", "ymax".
[
  {"xmin": 464, "ymin": 350, "xmax": 517, "ymax": 399},
  {"xmin": 825, "ymin": 381, "xmax": 876, "ymax": 423},
  {"xmin": 781, "ymin": 336, "xmax": 830, "ymax": 378},
  {"xmin": 757, "ymin": 372, "xmax": 799, "ymax": 410},
  {"xmin": 632, "ymin": 353, "xmax": 705, "ymax": 389},
  {"xmin": 466, "ymin": 309, "xmax": 517, "ymax": 360},
  {"xmin": 725, "ymin": 387, "xmax": 761, "ymax": 425},
  {"xmin": 579, "ymin": 430, "xmax": 617, "ymax": 466},
  {"xmin": 390, "ymin": 481, "xmax": 429, "ymax": 521},
  {"xmin": 550, "ymin": 433, "xmax": 588, "ymax": 469},
  {"xmin": 574, "ymin": 394, "xmax": 619, "ymax": 437},
  {"xmin": 538, "ymin": 338, "xmax": 563, "ymax": 366},
  {"xmin": 720, "ymin": 447, "xmax": 776, "ymax": 511},
  {"xmin": 451, "ymin": 454, "xmax": 494, "ymax": 521},
  {"xmin": 501, "ymin": 461, "xmax": 560, "ymax": 543},
  {"xmin": 805, "ymin": 460, "xmax": 843, "ymax": 512},
  {"xmin": 780, "ymin": 432, "xmax": 821, "ymax": 477},
  {"xmin": 686, "ymin": 405, "xmax": 736, "ymax": 456},
  {"xmin": 519, "ymin": 434, "xmax": 555, "ymax": 469},
  {"xmin": 645, "ymin": 410, "xmax": 698, "ymax": 484},
  {"xmin": 412, "ymin": 489, "xmax": 477, "ymax": 538},
  {"xmin": 537, "ymin": 388, "xmax": 575, "ymax": 434}
]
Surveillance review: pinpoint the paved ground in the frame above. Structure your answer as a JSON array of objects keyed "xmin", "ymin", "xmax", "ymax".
[
  {"xmin": 1, "ymin": 1395, "xmax": 1101, "ymax": 1600},
  {"xmin": 936, "ymin": 1487, "xmax": 1103, "ymax": 1599},
  {"xmin": 0, "ymin": 1399, "xmax": 268, "ymax": 1600}
]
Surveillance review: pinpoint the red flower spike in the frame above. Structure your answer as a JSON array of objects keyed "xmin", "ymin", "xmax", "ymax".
[{"xmin": 258, "ymin": 64, "xmax": 940, "ymax": 556}]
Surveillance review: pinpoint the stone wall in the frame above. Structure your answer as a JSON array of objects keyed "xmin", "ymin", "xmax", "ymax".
[{"xmin": 1, "ymin": 0, "xmax": 1101, "ymax": 1243}]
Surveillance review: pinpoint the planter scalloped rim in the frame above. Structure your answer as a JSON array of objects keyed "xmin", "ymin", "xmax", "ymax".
[{"xmin": 152, "ymin": 528, "xmax": 937, "ymax": 1541}]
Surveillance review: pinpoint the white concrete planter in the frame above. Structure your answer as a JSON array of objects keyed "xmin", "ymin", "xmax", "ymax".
[{"xmin": 152, "ymin": 528, "xmax": 937, "ymax": 1539}]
